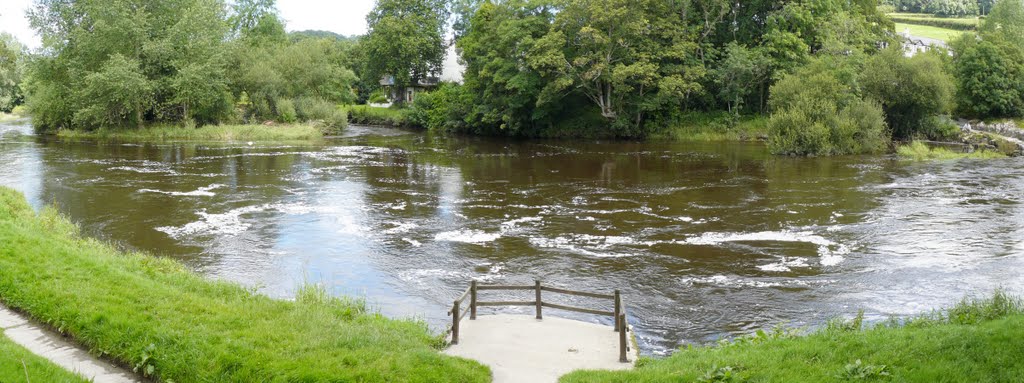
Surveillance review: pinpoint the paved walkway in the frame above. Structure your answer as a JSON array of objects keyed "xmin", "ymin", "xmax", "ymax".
[
  {"xmin": 0, "ymin": 304, "xmax": 139, "ymax": 383},
  {"xmin": 444, "ymin": 314, "xmax": 637, "ymax": 383}
]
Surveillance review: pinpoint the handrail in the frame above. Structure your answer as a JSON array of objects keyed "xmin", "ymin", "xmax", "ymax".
[{"xmin": 449, "ymin": 280, "xmax": 632, "ymax": 363}]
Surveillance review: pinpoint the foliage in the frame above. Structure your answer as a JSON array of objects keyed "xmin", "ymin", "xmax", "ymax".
[
  {"xmin": 884, "ymin": 0, "xmax": 982, "ymax": 16},
  {"xmin": 0, "ymin": 33, "xmax": 26, "ymax": 113},
  {"xmin": 0, "ymin": 331, "xmax": 91, "ymax": 383},
  {"xmin": 0, "ymin": 187, "xmax": 491, "ymax": 382},
  {"xmin": 897, "ymin": 141, "xmax": 1006, "ymax": 160},
  {"xmin": 861, "ymin": 48, "xmax": 955, "ymax": 139},
  {"xmin": 768, "ymin": 61, "xmax": 890, "ymax": 156},
  {"xmin": 363, "ymin": 0, "xmax": 449, "ymax": 103},
  {"xmin": 347, "ymin": 105, "xmax": 413, "ymax": 127},
  {"xmin": 697, "ymin": 365, "xmax": 749, "ymax": 383},
  {"xmin": 893, "ymin": 22, "xmax": 971, "ymax": 41},
  {"xmin": 528, "ymin": 0, "xmax": 705, "ymax": 136},
  {"xmin": 888, "ymin": 15, "xmax": 979, "ymax": 31},
  {"xmin": 715, "ymin": 43, "xmax": 772, "ymax": 115},
  {"xmin": 561, "ymin": 292, "xmax": 1024, "ymax": 383},
  {"xmin": 950, "ymin": 0, "xmax": 1024, "ymax": 119},
  {"xmin": 648, "ymin": 112, "xmax": 769, "ymax": 142},
  {"xmin": 55, "ymin": 123, "xmax": 325, "ymax": 142},
  {"xmin": 408, "ymin": 83, "xmax": 469, "ymax": 132}
]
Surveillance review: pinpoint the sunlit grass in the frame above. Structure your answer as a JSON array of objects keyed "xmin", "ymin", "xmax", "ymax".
[
  {"xmin": 0, "ymin": 187, "xmax": 490, "ymax": 382},
  {"xmin": 345, "ymin": 105, "xmax": 413, "ymax": 127},
  {"xmin": 0, "ymin": 331, "xmax": 90, "ymax": 383},
  {"xmin": 894, "ymin": 22, "xmax": 970, "ymax": 42},
  {"xmin": 563, "ymin": 291, "xmax": 1024, "ymax": 382},
  {"xmin": 897, "ymin": 141, "xmax": 1006, "ymax": 160},
  {"xmin": 649, "ymin": 112, "xmax": 769, "ymax": 142},
  {"xmin": 55, "ymin": 123, "xmax": 325, "ymax": 142}
]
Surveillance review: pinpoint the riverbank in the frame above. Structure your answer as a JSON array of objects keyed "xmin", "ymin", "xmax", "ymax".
[
  {"xmin": 1, "ymin": 329, "xmax": 91, "ymax": 383},
  {"xmin": 563, "ymin": 292, "xmax": 1024, "ymax": 382},
  {"xmin": 0, "ymin": 186, "xmax": 490, "ymax": 382},
  {"xmin": 650, "ymin": 113, "xmax": 768, "ymax": 142},
  {"xmin": 898, "ymin": 141, "xmax": 1007, "ymax": 160},
  {"xmin": 55, "ymin": 123, "xmax": 329, "ymax": 142}
]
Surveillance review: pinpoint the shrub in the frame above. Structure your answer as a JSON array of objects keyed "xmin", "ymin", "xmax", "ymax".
[
  {"xmin": 408, "ymin": 83, "xmax": 468, "ymax": 132},
  {"xmin": 861, "ymin": 48, "xmax": 954, "ymax": 140},
  {"xmin": 324, "ymin": 108, "xmax": 348, "ymax": 131},
  {"xmin": 950, "ymin": 34, "xmax": 1024, "ymax": 120},
  {"xmin": 275, "ymin": 98, "xmax": 297, "ymax": 123},
  {"xmin": 768, "ymin": 64, "xmax": 890, "ymax": 156},
  {"xmin": 294, "ymin": 97, "xmax": 336, "ymax": 121}
]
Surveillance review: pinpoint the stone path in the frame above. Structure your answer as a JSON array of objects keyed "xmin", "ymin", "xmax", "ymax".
[
  {"xmin": 0, "ymin": 304, "xmax": 140, "ymax": 383},
  {"xmin": 444, "ymin": 314, "xmax": 637, "ymax": 383}
]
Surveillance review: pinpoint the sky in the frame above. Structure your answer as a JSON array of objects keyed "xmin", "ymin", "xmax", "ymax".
[{"xmin": 0, "ymin": 0, "xmax": 378, "ymax": 49}]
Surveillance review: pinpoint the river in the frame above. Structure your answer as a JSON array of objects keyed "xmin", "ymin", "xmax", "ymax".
[{"xmin": 1, "ymin": 118, "xmax": 1022, "ymax": 354}]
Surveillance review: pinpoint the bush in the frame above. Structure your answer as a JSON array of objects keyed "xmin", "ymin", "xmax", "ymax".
[
  {"xmin": 768, "ymin": 64, "xmax": 890, "ymax": 156},
  {"xmin": 861, "ymin": 48, "xmax": 954, "ymax": 140},
  {"xmin": 324, "ymin": 108, "xmax": 348, "ymax": 131},
  {"xmin": 368, "ymin": 90, "xmax": 388, "ymax": 104},
  {"xmin": 275, "ymin": 98, "xmax": 297, "ymax": 123},
  {"xmin": 408, "ymin": 83, "xmax": 468, "ymax": 132},
  {"xmin": 294, "ymin": 97, "xmax": 336, "ymax": 121}
]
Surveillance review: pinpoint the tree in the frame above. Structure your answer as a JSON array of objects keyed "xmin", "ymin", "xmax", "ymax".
[
  {"xmin": 528, "ymin": 0, "xmax": 705, "ymax": 135},
  {"xmin": 364, "ymin": 0, "xmax": 449, "ymax": 103},
  {"xmin": 861, "ymin": 48, "xmax": 954, "ymax": 140},
  {"xmin": 0, "ymin": 33, "xmax": 25, "ymax": 112},
  {"xmin": 950, "ymin": 0, "xmax": 1024, "ymax": 118},
  {"xmin": 229, "ymin": 0, "xmax": 287, "ymax": 45},
  {"xmin": 715, "ymin": 43, "xmax": 771, "ymax": 115}
]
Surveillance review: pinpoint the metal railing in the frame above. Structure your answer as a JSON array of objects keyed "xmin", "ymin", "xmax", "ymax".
[{"xmin": 447, "ymin": 280, "xmax": 632, "ymax": 363}]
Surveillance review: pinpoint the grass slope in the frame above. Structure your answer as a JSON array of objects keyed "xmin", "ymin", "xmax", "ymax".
[
  {"xmin": 563, "ymin": 294, "xmax": 1024, "ymax": 382},
  {"xmin": 0, "ymin": 187, "xmax": 490, "ymax": 382},
  {"xmin": 56, "ymin": 123, "xmax": 325, "ymax": 142},
  {"xmin": 894, "ymin": 22, "xmax": 969, "ymax": 42},
  {"xmin": 0, "ymin": 332, "xmax": 90, "ymax": 383}
]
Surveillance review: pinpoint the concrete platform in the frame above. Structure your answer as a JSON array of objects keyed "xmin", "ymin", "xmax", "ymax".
[
  {"xmin": 0, "ymin": 304, "xmax": 139, "ymax": 383},
  {"xmin": 444, "ymin": 314, "xmax": 637, "ymax": 383}
]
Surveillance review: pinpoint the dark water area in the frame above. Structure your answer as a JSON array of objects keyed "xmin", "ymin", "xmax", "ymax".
[{"xmin": 2, "ymin": 119, "xmax": 1022, "ymax": 355}]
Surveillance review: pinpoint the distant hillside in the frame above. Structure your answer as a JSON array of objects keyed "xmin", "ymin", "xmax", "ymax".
[{"xmin": 289, "ymin": 30, "xmax": 359, "ymax": 41}]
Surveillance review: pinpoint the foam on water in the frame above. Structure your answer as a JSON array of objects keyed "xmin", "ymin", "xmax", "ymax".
[
  {"xmin": 684, "ymin": 230, "xmax": 849, "ymax": 267},
  {"xmin": 139, "ymin": 184, "xmax": 225, "ymax": 197},
  {"xmin": 434, "ymin": 230, "xmax": 501, "ymax": 244}
]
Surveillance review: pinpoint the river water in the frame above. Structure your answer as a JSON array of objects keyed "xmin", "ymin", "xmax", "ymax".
[{"xmin": 1, "ymin": 118, "xmax": 1022, "ymax": 354}]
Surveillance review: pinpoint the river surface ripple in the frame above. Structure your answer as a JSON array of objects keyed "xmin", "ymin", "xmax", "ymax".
[{"xmin": 2, "ymin": 120, "xmax": 1022, "ymax": 354}]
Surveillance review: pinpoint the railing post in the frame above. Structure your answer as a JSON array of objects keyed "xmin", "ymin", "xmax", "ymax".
[
  {"xmin": 614, "ymin": 290, "xmax": 621, "ymax": 332},
  {"xmin": 470, "ymin": 280, "xmax": 478, "ymax": 320},
  {"xmin": 618, "ymin": 313, "xmax": 629, "ymax": 363},
  {"xmin": 452, "ymin": 300, "xmax": 461, "ymax": 345},
  {"xmin": 535, "ymin": 280, "xmax": 543, "ymax": 320}
]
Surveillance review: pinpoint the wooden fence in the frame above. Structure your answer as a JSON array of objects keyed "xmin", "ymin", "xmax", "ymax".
[{"xmin": 448, "ymin": 280, "xmax": 632, "ymax": 363}]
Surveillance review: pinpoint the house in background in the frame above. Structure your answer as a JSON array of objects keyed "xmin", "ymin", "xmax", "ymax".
[
  {"xmin": 378, "ymin": 75, "xmax": 440, "ymax": 104},
  {"xmin": 377, "ymin": 45, "xmax": 464, "ymax": 104}
]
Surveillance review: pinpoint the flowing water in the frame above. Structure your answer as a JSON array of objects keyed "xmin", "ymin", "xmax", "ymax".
[{"xmin": 2, "ymin": 118, "xmax": 1022, "ymax": 354}]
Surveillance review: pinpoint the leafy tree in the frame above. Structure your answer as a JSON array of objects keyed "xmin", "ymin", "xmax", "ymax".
[
  {"xmin": 364, "ymin": 0, "xmax": 449, "ymax": 103},
  {"xmin": 229, "ymin": 0, "xmax": 287, "ymax": 45},
  {"xmin": 73, "ymin": 54, "xmax": 152, "ymax": 128},
  {"xmin": 0, "ymin": 33, "xmax": 25, "ymax": 112},
  {"xmin": 861, "ymin": 48, "xmax": 954, "ymax": 140},
  {"xmin": 950, "ymin": 0, "xmax": 1024, "ymax": 118},
  {"xmin": 528, "ymin": 0, "xmax": 705, "ymax": 135},
  {"xmin": 715, "ymin": 43, "xmax": 771, "ymax": 115}
]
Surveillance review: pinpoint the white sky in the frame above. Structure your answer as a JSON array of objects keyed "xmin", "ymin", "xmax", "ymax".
[{"xmin": 0, "ymin": 0, "xmax": 378, "ymax": 49}]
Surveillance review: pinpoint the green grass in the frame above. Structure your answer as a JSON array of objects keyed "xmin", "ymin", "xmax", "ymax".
[
  {"xmin": 0, "ymin": 187, "xmax": 490, "ymax": 382},
  {"xmin": 894, "ymin": 22, "xmax": 970, "ymax": 42},
  {"xmin": 649, "ymin": 112, "xmax": 769, "ymax": 142},
  {"xmin": 898, "ymin": 141, "xmax": 1006, "ymax": 160},
  {"xmin": 345, "ymin": 105, "xmax": 414, "ymax": 127},
  {"xmin": 889, "ymin": 13, "xmax": 980, "ymax": 31},
  {"xmin": 55, "ymin": 123, "xmax": 326, "ymax": 142},
  {"xmin": 562, "ymin": 292, "xmax": 1024, "ymax": 382},
  {"xmin": 0, "ymin": 332, "xmax": 90, "ymax": 383}
]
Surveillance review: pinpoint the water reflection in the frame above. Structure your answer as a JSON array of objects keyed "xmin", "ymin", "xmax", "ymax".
[{"xmin": 0, "ymin": 120, "xmax": 1022, "ymax": 354}]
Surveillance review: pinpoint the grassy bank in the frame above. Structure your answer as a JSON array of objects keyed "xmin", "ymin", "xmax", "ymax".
[
  {"xmin": 0, "ymin": 187, "xmax": 489, "ymax": 382},
  {"xmin": 55, "ymin": 123, "xmax": 327, "ymax": 142},
  {"xmin": 894, "ymin": 22, "xmax": 969, "ymax": 42},
  {"xmin": 1, "ymin": 332, "xmax": 90, "ymax": 383},
  {"xmin": 649, "ymin": 112, "xmax": 769, "ymax": 142},
  {"xmin": 898, "ymin": 141, "xmax": 1006, "ymax": 160},
  {"xmin": 563, "ymin": 293, "xmax": 1024, "ymax": 382},
  {"xmin": 346, "ymin": 105, "xmax": 414, "ymax": 128}
]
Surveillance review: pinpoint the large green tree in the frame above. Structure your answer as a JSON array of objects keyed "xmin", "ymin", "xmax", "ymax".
[
  {"xmin": 950, "ymin": 0, "xmax": 1024, "ymax": 119},
  {"xmin": 528, "ymin": 0, "xmax": 705, "ymax": 135},
  {"xmin": 0, "ymin": 33, "xmax": 25, "ymax": 112},
  {"xmin": 364, "ymin": 0, "xmax": 449, "ymax": 103}
]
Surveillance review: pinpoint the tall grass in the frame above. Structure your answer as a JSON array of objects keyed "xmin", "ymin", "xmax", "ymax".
[
  {"xmin": 55, "ymin": 123, "xmax": 325, "ymax": 142},
  {"xmin": 346, "ymin": 105, "xmax": 414, "ymax": 127},
  {"xmin": 563, "ymin": 291, "xmax": 1024, "ymax": 382},
  {"xmin": 897, "ymin": 141, "xmax": 1006, "ymax": 160},
  {"xmin": 0, "ymin": 187, "xmax": 490, "ymax": 382},
  {"xmin": 0, "ymin": 331, "xmax": 90, "ymax": 383},
  {"xmin": 648, "ymin": 112, "xmax": 769, "ymax": 142}
]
